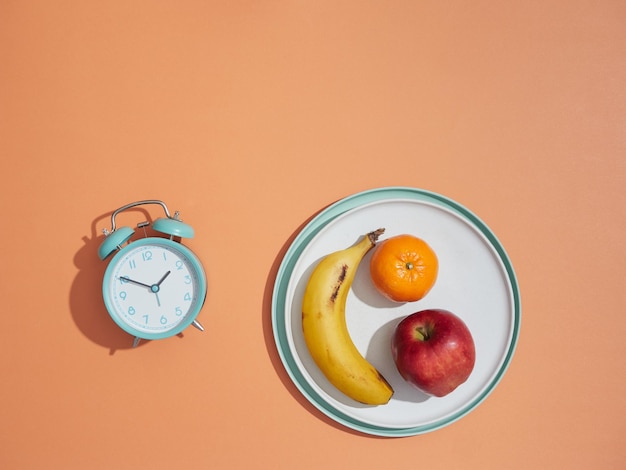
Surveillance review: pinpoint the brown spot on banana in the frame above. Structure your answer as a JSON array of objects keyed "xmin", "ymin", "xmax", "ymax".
[{"xmin": 329, "ymin": 264, "xmax": 348, "ymax": 303}]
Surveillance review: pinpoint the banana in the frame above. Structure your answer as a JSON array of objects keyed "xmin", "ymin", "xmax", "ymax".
[{"xmin": 302, "ymin": 228, "xmax": 394, "ymax": 405}]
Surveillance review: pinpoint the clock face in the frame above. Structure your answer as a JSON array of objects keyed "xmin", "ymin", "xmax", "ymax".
[{"xmin": 103, "ymin": 237, "xmax": 207, "ymax": 339}]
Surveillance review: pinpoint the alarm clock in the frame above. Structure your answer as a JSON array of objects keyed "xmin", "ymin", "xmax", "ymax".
[{"xmin": 98, "ymin": 200, "xmax": 207, "ymax": 347}]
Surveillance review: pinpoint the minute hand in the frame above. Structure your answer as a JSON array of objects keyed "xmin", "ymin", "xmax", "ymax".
[{"xmin": 119, "ymin": 276, "xmax": 152, "ymax": 289}]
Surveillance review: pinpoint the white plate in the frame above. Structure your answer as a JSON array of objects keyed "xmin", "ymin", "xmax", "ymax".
[{"xmin": 272, "ymin": 187, "xmax": 520, "ymax": 436}]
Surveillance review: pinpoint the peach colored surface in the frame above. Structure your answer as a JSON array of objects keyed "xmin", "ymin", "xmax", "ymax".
[{"xmin": 1, "ymin": 2, "xmax": 625, "ymax": 469}]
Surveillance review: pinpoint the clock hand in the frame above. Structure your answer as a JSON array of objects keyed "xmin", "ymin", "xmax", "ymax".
[
  {"xmin": 151, "ymin": 271, "xmax": 171, "ymax": 308},
  {"xmin": 119, "ymin": 276, "xmax": 152, "ymax": 289},
  {"xmin": 155, "ymin": 270, "xmax": 171, "ymax": 287}
]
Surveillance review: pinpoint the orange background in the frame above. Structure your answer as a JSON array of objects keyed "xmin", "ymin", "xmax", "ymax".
[{"xmin": 1, "ymin": 1, "xmax": 625, "ymax": 468}]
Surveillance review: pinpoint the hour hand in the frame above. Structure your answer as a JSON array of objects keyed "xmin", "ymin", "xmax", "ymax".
[{"xmin": 155, "ymin": 270, "xmax": 171, "ymax": 287}]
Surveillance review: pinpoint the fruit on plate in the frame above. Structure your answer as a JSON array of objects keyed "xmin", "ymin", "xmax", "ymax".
[
  {"xmin": 391, "ymin": 309, "xmax": 475, "ymax": 397},
  {"xmin": 302, "ymin": 229, "xmax": 394, "ymax": 405},
  {"xmin": 369, "ymin": 234, "xmax": 438, "ymax": 302}
]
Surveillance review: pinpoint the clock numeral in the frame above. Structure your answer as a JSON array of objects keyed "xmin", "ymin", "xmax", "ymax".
[
  {"xmin": 175, "ymin": 307, "xmax": 182, "ymax": 316},
  {"xmin": 119, "ymin": 291, "xmax": 127, "ymax": 300},
  {"xmin": 176, "ymin": 260, "xmax": 184, "ymax": 270},
  {"xmin": 162, "ymin": 252, "xmax": 167, "ymax": 261},
  {"xmin": 142, "ymin": 315, "xmax": 149, "ymax": 324},
  {"xmin": 128, "ymin": 306, "xmax": 136, "ymax": 315},
  {"xmin": 120, "ymin": 276, "xmax": 130, "ymax": 285},
  {"xmin": 129, "ymin": 259, "xmax": 137, "ymax": 269},
  {"xmin": 184, "ymin": 275, "xmax": 192, "ymax": 285},
  {"xmin": 160, "ymin": 315, "xmax": 168, "ymax": 325},
  {"xmin": 142, "ymin": 251, "xmax": 153, "ymax": 261},
  {"xmin": 184, "ymin": 292, "xmax": 192, "ymax": 302}
]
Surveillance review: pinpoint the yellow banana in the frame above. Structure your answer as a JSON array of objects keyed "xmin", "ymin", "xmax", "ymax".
[{"xmin": 302, "ymin": 228, "xmax": 394, "ymax": 405}]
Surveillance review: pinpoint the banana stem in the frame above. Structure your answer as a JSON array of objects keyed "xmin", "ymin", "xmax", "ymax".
[{"xmin": 367, "ymin": 228, "xmax": 385, "ymax": 245}]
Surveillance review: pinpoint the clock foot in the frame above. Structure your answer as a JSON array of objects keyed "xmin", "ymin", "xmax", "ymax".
[
  {"xmin": 132, "ymin": 336, "xmax": 141, "ymax": 348},
  {"xmin": 192, "ymin": 320, "xmax": 204, "ymax": 332}
]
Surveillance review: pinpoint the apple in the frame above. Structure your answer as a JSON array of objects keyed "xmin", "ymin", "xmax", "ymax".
[{"xmin": 391, "ymin": 309, "xmax": 476, "ymax": 397}]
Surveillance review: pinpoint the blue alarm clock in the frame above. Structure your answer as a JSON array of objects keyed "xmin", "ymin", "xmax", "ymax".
[{"xmin": 98, "ymin": 200, "xmax": 207, "ymax": 347}]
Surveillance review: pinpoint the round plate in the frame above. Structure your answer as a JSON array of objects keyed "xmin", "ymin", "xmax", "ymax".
[{"xmin": 271, "ymin": 187, "xmax": 521, "ymax": 436}]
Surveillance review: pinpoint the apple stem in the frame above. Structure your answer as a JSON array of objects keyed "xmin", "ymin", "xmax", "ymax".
[{"xmin": 414, "ymin": 327, "xmax": 428, "ymax": 341}]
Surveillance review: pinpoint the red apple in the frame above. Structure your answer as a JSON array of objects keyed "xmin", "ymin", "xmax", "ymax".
[{"xmin": 392, "ymin": 309, "xmax": 476, "ymax": 397}]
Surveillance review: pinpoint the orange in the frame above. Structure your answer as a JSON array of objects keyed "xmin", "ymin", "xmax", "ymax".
[{"xmin": 369, "ymin": 234, "xmax": 438, "ymax": 302}]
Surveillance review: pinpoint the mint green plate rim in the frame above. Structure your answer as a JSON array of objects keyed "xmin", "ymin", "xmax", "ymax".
[{"xmin": 271, "ymin": 186, "xmax": 521, "ymax": 437}]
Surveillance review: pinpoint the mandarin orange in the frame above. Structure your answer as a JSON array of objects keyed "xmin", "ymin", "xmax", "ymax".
[{"xmin": 369, "ymin": 234, "xmax": 438, "ymax": 302}]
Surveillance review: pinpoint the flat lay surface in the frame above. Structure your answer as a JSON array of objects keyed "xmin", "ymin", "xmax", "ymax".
[{"xmin": 1, "ymin": 1, "xmax": 625, "ymax": 469}]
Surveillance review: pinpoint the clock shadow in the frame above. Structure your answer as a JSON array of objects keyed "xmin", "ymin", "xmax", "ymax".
[{"xmin": 70, "ymin": 208, "xmax": 184, "ymax": 354}]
